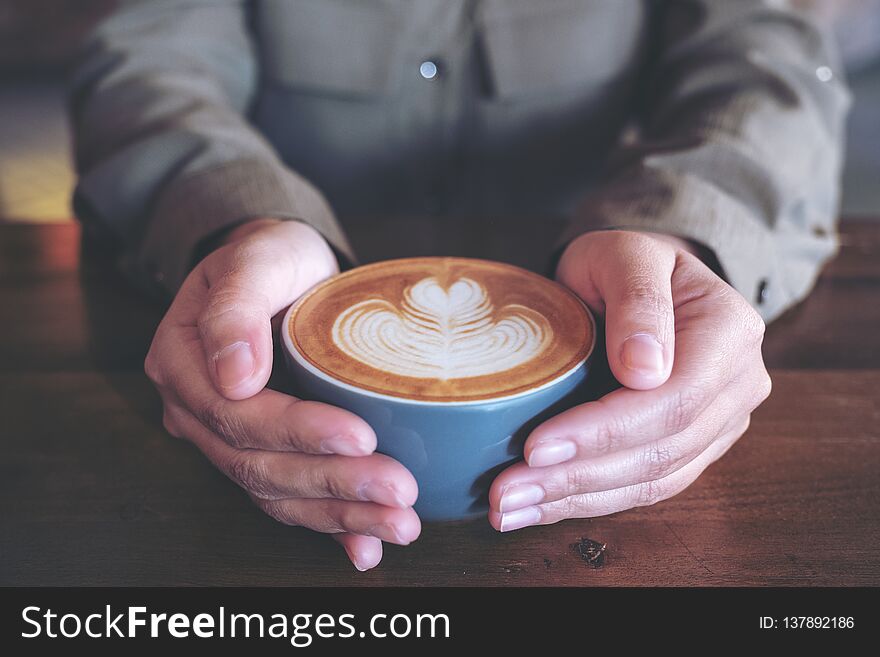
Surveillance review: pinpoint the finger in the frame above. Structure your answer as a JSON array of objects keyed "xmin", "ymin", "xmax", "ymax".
[
  {"xmin": 176, "ymin": 407, "xmax": 417, "ymax": 506},
  {"xmin": 254, "ymin": 496, "xmax": 422, "ymax": 546},
  {"xmin": 561, "ymin": 231, "xmax": 677, "ymax": 390},
  {"xmin": 522, "ymin": 293, "xmax": 764, "ymax": 468},
  {"xmin": 192, "ymin": 222, "xmax": 337, "ymax": 400},
  {"xmin": 491, "ymin": 402, "xmax": 749, "ymax": 513},
  {"xmin": 152, "ymin": 315, "xmax": 376, "ymax": 454},
  {"xmin": 334, "ymin": 533, "xmax": 383, "ymax": 571},
  {"xmin": 490, "ymin": 420, "xmax": 746, "ymax": 531},
  {"xmin": 170, "ymin": 380, "xmax": 376, "ymax": 456}
]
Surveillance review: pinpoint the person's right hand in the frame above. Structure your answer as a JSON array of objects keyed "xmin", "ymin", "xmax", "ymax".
[{"xmin": 144, "ymin": 218, "xmax": 421, "ymax": 571}]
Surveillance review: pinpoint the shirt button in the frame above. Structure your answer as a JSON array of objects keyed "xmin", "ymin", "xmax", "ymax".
[
  {"xmin": 756, "ymin": 279, "xmax": 769, "ymax": 305},
  {"xmin": 816, "ymin": 66, "xmax": 833, "ymax": 82},
  {"xmin": 419, "ymin": 59, "xmax": 440, "ymax": 80}
]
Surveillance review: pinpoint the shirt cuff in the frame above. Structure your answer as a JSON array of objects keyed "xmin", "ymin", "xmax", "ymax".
[
  {"xmin": 135, "ymin": 158, "xmax": 356, "ymax": 295},
  {"xmin": 557, "ymin": 165, "xmax": 795, "ymax": 322}
]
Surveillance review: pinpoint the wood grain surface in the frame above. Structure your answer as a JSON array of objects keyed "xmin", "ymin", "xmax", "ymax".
[{"xmin": 1, "ymin": 219, "xmax": 878, "ymax": 586}]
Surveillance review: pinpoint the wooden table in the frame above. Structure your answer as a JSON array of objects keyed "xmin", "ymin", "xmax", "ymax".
[{"xmin": 1, "ymin": 218, "xmax": 878, "ymax": 586}]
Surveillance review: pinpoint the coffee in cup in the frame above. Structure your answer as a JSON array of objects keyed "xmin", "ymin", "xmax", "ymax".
[{"xmin": 283, "ymin": 257, "xmax": 595, "ymax": 520}]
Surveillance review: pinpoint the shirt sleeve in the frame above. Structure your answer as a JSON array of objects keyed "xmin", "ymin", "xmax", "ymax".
[
  {"xmin": 557, "ymin": 0, "xmax": 852, "ymax": 322},
  {"xmin": 68, "ymin": 0, "xmax": 355, "ymax": 297}
]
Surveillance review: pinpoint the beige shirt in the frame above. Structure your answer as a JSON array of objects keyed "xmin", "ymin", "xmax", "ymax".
[{"xmin": 69, "ymin": 0, "xmax": 851, "ymax": 321}]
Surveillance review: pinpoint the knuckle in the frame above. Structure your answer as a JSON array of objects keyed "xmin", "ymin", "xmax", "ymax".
[
  {"xmin": 196, "ymin": 300, "xmax": 236, "ymax": 337},
  {"xmin": 197, "ymin": 287, "xmax": 267, "ymax": 338},
  {"xmin": 590, "ymin": 420, "xmax": 618, "ymax": 455},
  {"xmin": 757, "ymin": 369, "xmax": 773, "ymax": 403},
  {"xmin": 621, "ymin": 277, "xmax": 667, "ymax": 316},
  {"xmin": 713, "ymin": 286, "xmax": 759, "ymax": 335},
  {"xmin": 634, "ymin": 479, "xmax": 664, "ymax": 507},
  {"xmin": 322, "ymin": 472, "xmax": 347, "ymax": 500},
  {"xmin": 564, "ymin": 462, "xmax": 592, "ymax": 494},
  {"xmin": 641, "ymin": 442, "xmax": 677, "ymax": 481},
  {"xmin": 336, "ymin": 505, "xmax": 363, "ymax": 533},
  {"xmin": 279, "ymin": 398, "xmax": 310, "ymax": 448},
  {"xmin": 260, "ymin": 499, "xmax": 301, "ymax": 527},
  {"xmin": 228, "ymin": 452, "xmax": 273, "ymax": 499},
  {"xmin": 665, "ymin": 386, "xmax": 703, "ymax": 435},
  {"xmin": 306, "ymin": 465, "xmax": 344, "ymax": 500},
  {"xmin": 195, "ymin": 397, "xmax": 247, "ymax": 447},
  {"xmin": 144, "ymin": 351, "xmax": 163, "ymax": 386},
  {"xmin": 207, "ymin": 241, "xmax": 262, "ymax": 282},
  {"xmin": 742, "ymin": 307, "xmax": 767, "ymax": 346},
  {"xmin": 583, "ymin": 401, "xmax": 622, "ymax": 455},
  {"xmin": 556, "ymin": 495, "xmax": 579, "ymax": 521},
  {"xmin": 334, "ymin": 500, "xmax": 368, "ymax": 534},
  {"xmin": 608, "ymin": 229, "xmax": 649, "ymax": 252},
  {"xmin": 229, "ymin": 238, "xmax": 271, "ymax": 269},
  {"xmin": 744, "ymin": 368, "xmax": 772, "ymax": 410},
  {"xmin": 161, "ymin": 407, "xmax": 184, "ymax": 439}
]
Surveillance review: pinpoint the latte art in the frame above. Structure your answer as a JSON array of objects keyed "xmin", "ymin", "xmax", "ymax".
[
  {"xmin": 331, "ymin": 276, "xmax": 552, "ymax": 380},
  {"xmin": 287, "ymin": 257, "xmax": 594, "ymax": 402}
]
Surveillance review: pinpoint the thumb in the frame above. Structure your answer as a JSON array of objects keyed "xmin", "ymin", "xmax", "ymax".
[
  {"xmin": 601, "ymin": 237, "xmax": 676, "ymax": 390},
  {"xmin": 197, "ymin": 221, "xmax": 338, "ymax": 400},
  {"xmin": 560, "ymin": 232, "xmax": 676, "ymax": 391}
]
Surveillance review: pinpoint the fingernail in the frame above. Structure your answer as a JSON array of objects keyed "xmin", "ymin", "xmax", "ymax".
[
  {"xmin": 214, "ymin": 341, "xmax": 256, "ymax": 389},
  {"xmin": 366, "ymin": 523, "xmax": 408, "ymax": 545},
  {"xmin": 321, "ymin": 434, "xmax": 369, "ymax": 456},
  {"xmin": 621, "ymin": 333, "xmax": 665, "ymax": 375},
  {"xmin": 358, "ymin": 481, "xmax": 407, "ymax": 508},
  {"xmin": 528, "ymin": 439, "xmax": 577, "ymax": 467},
  {"xmin": 500, "ymin": 506, "xmax": 542, "ymax": 532},
  {"xmin": 345, "ymin": 548, "xmax": 368, "ymax": 572},
  {"xmin": 499, "ymin": 483, "xmax": 545, "ymax": 513}
]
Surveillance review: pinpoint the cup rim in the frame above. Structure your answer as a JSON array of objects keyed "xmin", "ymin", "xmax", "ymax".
[{"xmin": 281, "ymin": 259, "xmax": 597, "ymax": 406}]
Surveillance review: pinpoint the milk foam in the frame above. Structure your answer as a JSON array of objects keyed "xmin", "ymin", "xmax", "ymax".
[{"xmin": 331, "ymin": 276, "xmax": 552, "ymax": 379}]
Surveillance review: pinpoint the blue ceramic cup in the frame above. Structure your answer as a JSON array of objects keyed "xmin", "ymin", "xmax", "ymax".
[{"xmin": 282, "ymin": 268, "xmax": 596, "ymax": 521}]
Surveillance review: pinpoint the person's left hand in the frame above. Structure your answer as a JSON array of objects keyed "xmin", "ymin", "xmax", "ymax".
[{"xmin": 488, "ymin": 230, "xmax": 772, "ymax": 531}]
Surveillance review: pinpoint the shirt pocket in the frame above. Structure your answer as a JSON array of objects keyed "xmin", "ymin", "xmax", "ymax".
[
  {"xmin": 467, "ymin": 1, "xmax": 649, "ymax": 216},
  {"xmin": 255, "ymin": 0, "xmax": 403, "ymax": 98},
  {"xmin": 479, "ymin": 0, "xmax": 647, "ymax": 101}
]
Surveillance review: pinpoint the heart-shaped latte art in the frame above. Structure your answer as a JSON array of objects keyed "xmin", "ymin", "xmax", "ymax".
[{"xmin": 331, "ymin": 276, "xmax": 552, "ymax": 380}]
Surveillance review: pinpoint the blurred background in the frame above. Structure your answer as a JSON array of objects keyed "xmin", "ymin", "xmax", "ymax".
[{"xmin": 0, "ymin": 0, "xmax": 878, "ymax": 223}]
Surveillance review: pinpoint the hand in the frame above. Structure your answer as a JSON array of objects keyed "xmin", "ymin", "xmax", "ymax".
[
  {"xmin": 145, "ymin": 219, "xmax": 420, "ymax": 570},
  {"xmin": 488, "ymin": 230, "xmax": 771, "ymax": 531}
]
